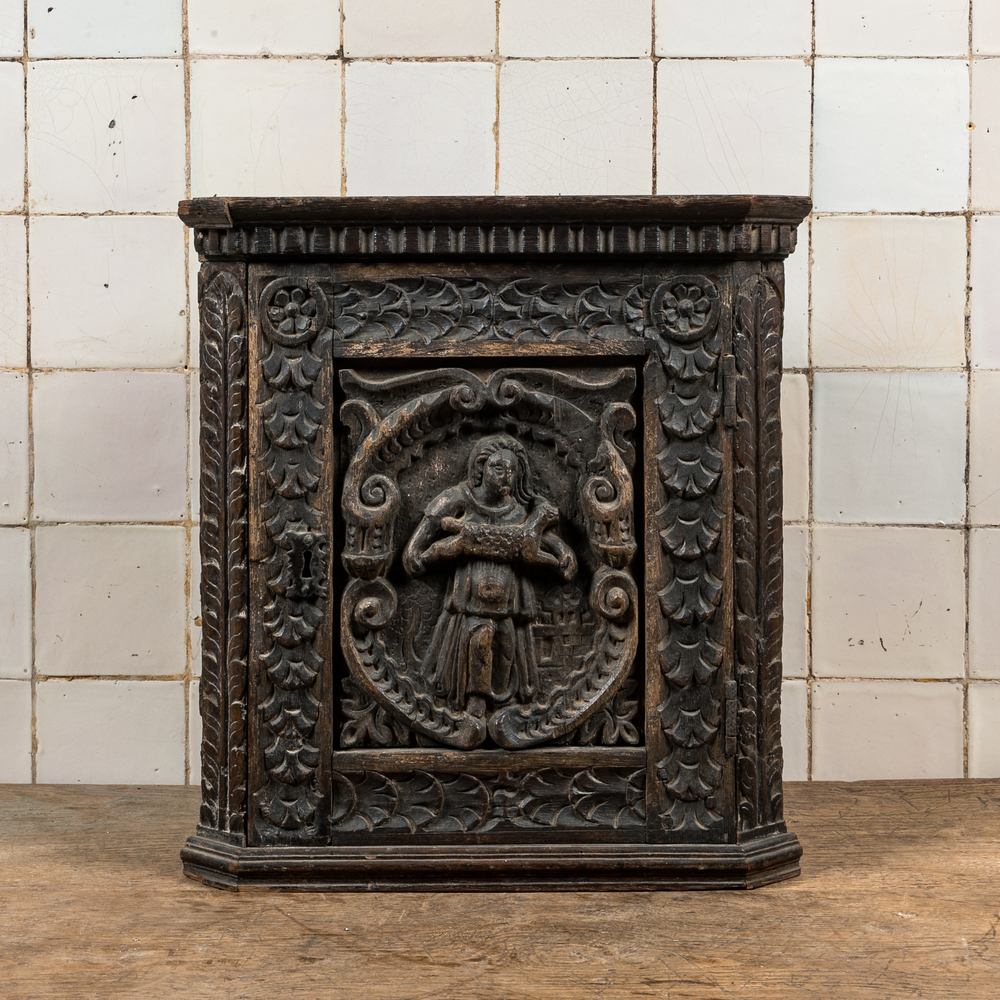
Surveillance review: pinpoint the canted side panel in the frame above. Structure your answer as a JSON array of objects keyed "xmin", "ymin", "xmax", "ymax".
[
  {"xmin": 733, "ymin": 260, "xmax": 786, "ymax": 839},
  {"xmin": 643, "ymin": 269, "xmax": 735, "ymax": 844},
  {"xmin": 248, "ymin": 264, "xmax": 335, "ymax": 846},
  {"xmin": 197, "ymin": 262, "xmax": 249, "ymax": 843}
]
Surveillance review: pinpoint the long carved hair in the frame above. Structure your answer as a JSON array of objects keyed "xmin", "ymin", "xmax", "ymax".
[{"xmin": 466, "ymin": 433, "xmax": 534, "ymax": 505}]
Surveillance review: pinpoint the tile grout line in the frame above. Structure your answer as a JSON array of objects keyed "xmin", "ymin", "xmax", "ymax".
[
  {"xmin": 963, "ymin": 0, "xmax": 974, "ymax": 779},
  {"xmin": 650, "ymin": 0, "xmax": 657, "ymax": 195},
  {"xmin": 804, "ymin": 0, "xmax": 817, "ymax": 783},
  {"xmin": 181, "ymin": 0, "xmax": 192, "ymax": 788},
  {"xmin": 339, "ymin": 0, "xmax": 346, "ymax": 196},
  {"xmin": 22, "ymin": 0, "xmax": 35, "ymax": 784},
  {"xmin": 1, "ymin": 53, "xmax": 988, "ymax": 63},
  {"xmin": 494, "ymin": 0, "xmax": 501, "ymax": 196}
]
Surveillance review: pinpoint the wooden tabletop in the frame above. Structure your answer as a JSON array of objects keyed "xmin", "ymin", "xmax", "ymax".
[{"xmin": 2, "ymin": 780, "xmax": 998, "ymax": 998}]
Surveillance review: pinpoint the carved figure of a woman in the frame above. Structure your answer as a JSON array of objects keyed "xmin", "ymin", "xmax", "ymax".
[{"xmin": 402, "ymin": 434, "xmax": 577, "ymax": 719}]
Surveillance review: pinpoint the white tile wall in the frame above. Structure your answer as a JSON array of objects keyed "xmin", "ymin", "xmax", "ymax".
[
  {"xmin": 812, "ymin": 372, "xmax": 967, "ymax": 524},
  {"xmin": 0, "ymin": 372, "xmax": 28, "ymax": 522},
  {"xmin": 0, "ymin": 62, "xmax": 24, "ymax": 211},
  {"xmin": 782, "ymin": 235, "xmax": 809, "ymax": 369},
  {"xmin": 345, "ymin": 0, "xmax": 495, "ymax": 58},
  {"xmin": 781, "ymin": 373, "xmax": 809, "ymax": 522},
  {"xmin": 971, "ymin": 215, "xmax": 1000, "ymax": 368},
  {"xmin": 970, "ymin": 371, "xmax": 1000, "ymax": 525},
  {"xmin": 816, "ymin": 0, "xmax": 970, "ymax": 57},
  {"xmin": 347, "ymin": 62, "xmax": 495, "ymax": 196},
  {"xmin": 0, "ymin": 62, "xmax": 24, "ymax": 212},
  {"xmin": 656, "ymin": 59, "xmax": 811, "ymax": 196},
  {"xmin": 968, "ymin": 684, "xmax": 1000, "ymax": 777},
  {"xmin": 188, "ymin": 677, "xmax": 201, "ymax": 784},
  {"xmin": 0, "ymin": 679, "xmax": 32, "ymax": 780},
  {"xmin": 811, "ymin": 216, "xmax": 966, "ymax": 369},
  {"xmin": 975, "ymin": 3, "xmax": 1000, "ymax": 53},
  {"xmin": 0, "ymin": 2, "xmax": 992, "ymax": 784},
  {"xmin": 813, "ymin": 59, "xmax": 969, "ymax": 211},
  {"xmin": 501, "ymin": 0, "xmax": 651, "ymax": 58},
  {"xmin": 781, "ymin": 680, "xmax": 808, "ymax": 780},
  {"xmin": 500, "ymin": 60, "xmax": 653, "ymax": 195},
  {"xmin": 0, "ymin": 0, "xmax": 21, "ymax": 58},
  {"xmin": 30, "ymin": 215, "xmax": 186, "ymax": 368},
  {"xmin": 32, "ymin": 371, "xmax": 187, "ymax": 521},
  {"xmin": 190, "ymin": 0, "xmax": 339, "ymax": 56},
  {"xmin": 811, "ymin": 526, "xmax": 965, "ymax": 679},
  {"xmin": 812, "ymin": 681, "xmax": 963, "ymax": 780},
  {"xmin": 972, "ymin": 59, "xmax": 1000, "ymax": 210},
  {"xmin": 35, "ymin": 525, "xmax": 186, "ymax": 677},
  {"xmin": 35, "ymin": 679, "xmax": 185, "ymax": 783},
  {"xmin": 191, "ymin": 59, "xmax": 342, "ymax": 198},
  {"xmin": 26, "ymin": 0, "xmax": 182, "ymax": 58},
  {"xmin": 782, "ymin": 526, "xmax": 808, "ymax": 679},
  {"xmin": 0, "ymin": 528, "xmax": 31, "ymax": 679},
  {"xmin": 27, "ymin": 58, "xmax": 186, "ymax": 213},
  {"xmin": 0, "ymin": 215, "xmax": 27, "ymax": 367},
  {"xmin": 656, "ymin": 0, "xmax": 811, "ymax": 57},
  {"xmin": 969, "ymin": 529, "xmax": 1000, "ymax": 679}
]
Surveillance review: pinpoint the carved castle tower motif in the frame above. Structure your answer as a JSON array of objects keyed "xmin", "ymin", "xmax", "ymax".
[{"xmin": 181, "ymin": 196, "xmax": 809, "ymax": 889}]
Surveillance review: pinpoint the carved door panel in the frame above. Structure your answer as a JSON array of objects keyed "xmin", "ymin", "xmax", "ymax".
[{"xmin": 338, "ymin": 365, "xmax": 640, "ymax": 753}]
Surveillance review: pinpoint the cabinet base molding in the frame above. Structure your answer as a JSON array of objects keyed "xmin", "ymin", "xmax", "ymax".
[{"xmin": 181, "ymin": 830, "xmax": 801, "ymax": 892}]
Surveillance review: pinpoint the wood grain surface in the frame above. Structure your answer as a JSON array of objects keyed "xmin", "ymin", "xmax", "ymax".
[{"xmin": 2, "ymin": 780, "xmax": 998, "ymax": 998}]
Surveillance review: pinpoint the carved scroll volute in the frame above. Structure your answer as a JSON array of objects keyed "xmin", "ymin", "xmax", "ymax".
[
  {"xmin": 732, "ymin": 261, "xmax": 786, "ymax": 837},
  {"xmin": 198, "ymin": 262, "xmax": 249, "ymax": 843},
  {"xmin": 643, "ymin": 271, "xmax": 734, "ymax": 843},
  {"xmin": 248, "ymin": 267, "xmax": 334, "ymax": 846}
]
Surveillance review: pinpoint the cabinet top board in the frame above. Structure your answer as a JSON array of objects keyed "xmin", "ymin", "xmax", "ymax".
[
  {"xmin": 179, "ymin": 196, "xmax": 811, "ymax": 261},
  {"xmin": 179, "ymin": 195, "xmax": 812, "ymax": 229}
]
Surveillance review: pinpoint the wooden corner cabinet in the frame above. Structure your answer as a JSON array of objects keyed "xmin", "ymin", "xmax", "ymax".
[{"xmin": 179, "ymin": 195, "xmax": 811, "ymax": 891}]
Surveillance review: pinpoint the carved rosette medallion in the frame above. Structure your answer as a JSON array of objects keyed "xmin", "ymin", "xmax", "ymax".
[
  {"xmin": 339, "ymin": 368, "xmax": 640, "ymax": 751},
  {"xmin": 645, "ymin": 274, "xmax": 727, "ymax": 836},
  {"xmin": 253, "ymin": 275, "xmax": 332, "ymax": 840}
]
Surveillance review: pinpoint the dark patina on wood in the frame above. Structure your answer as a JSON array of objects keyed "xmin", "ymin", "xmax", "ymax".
[{"xmin": 181, "ymin": 196, "xmax": 809, "ymax": 890}]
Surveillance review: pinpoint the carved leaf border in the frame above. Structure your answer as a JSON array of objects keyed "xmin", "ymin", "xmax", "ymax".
[
  {"xmin": 198, "ymin": 264, "xmax": 249, "ymax": 840},
  {"xmin": 252, "ymin": 275, "xmax": 332, "ymax": 843},
  {"xmin": 733, "ymin": 268, "xmax": 785, "ymax": 833},
  {"xmin": 330, "ymin": 767, "xmax": 647, "ymax": 836},
  {"xmin": 645, "ymin": 273, "xmax": 728, "ymax": 838}
]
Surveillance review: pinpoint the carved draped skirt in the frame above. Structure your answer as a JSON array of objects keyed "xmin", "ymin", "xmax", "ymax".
[{"xmin": 426, "ymin": 558, "xmax": 540, "ymax": 706}]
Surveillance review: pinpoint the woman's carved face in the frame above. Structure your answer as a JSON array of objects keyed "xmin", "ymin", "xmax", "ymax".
[{"xmin": 481, "ymin": 449, "xmax": 518, "ymax": 500}]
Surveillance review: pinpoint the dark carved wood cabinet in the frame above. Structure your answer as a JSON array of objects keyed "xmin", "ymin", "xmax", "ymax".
[{"xmin": 179, "ymin": 195, "xmax": 810, "ymax": 891}]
